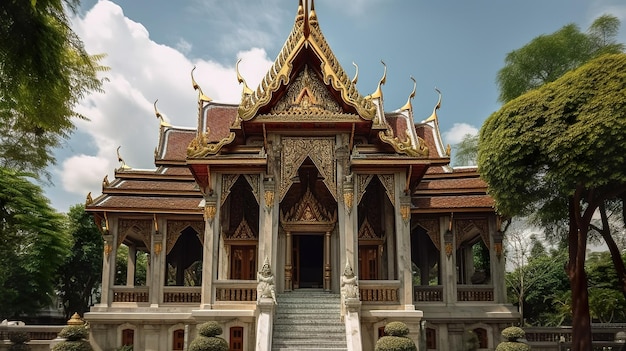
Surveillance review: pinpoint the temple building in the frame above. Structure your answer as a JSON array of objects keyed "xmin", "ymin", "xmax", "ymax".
[{"xmin": 85, "ymin": 2, "xmax": 518, "ymax": 350}]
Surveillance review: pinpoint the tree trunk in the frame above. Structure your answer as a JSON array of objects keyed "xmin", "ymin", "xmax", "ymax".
[
  {"xmin": 598, "ymin": 203, "xmax": 626, "ymax": 298},
  {"xmin": 567, "ymin": 196, "xmax": 592, "ymax": 350}
]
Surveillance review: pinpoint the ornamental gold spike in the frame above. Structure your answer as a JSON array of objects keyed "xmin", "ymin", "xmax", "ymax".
[
  {"xmin": 425, "ymin": 87, "xmax": 442, "ymax": 122},
  {"xmin": 191, "ymin": 66, "xmax": 212, "ymax": 102},
  {"xmin": 236, "ymin": 59, "xmax": 254, "ymax": 97},
  {"xmin": 153, "ymin": 99, "xmax": 170, "ymax": 126},
  {"xmin": 116, "ymin": 146, "xmax": 130, "ymax": 170},
  {"xmin": 309, "ymin": 0, "xmax": 317, "ymax": 24},
  {"xmin": 351, "ymin": 62, "xmax": 359, "ymax": 85},
  {"xmin": 86, "ymin": 192, "xmax": 93, "ymax": 205},
  {"xmin": 400, "ymin": 76, "xmax": 417, "ymax": 112},
  {"xmin": 368, "ymin": 60, "xmax": 387, "ymax": 100}
]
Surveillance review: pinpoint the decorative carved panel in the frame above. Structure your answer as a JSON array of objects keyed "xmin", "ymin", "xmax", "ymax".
[
  {"xmin": 280, "ymin": 187, "xmax": 336, "ymax": 224},
  {"xmin": 377, "ymin": 174, "xmax": 395, "ymax": 207},
  {"xmin": 415, "ymin": 218, "xmax": 441, "ymax": 252},
  {"xmin": 243, "ymin": 174, "xmax": 260, "ymax": 205},
  {"xmin": 166, "ymin": 220, "xmax": 205, "ymax": 254},
  {"xmin": 118, "ymin": 219, "xmax": 151, "ymax": 249},
  {"xmin": 358, "ymin": 217, "xmax": 381, "ymax": 240},
  {"xmin": 221, "ymin": 174, "xmax": 240, "ymax": 206},
  {"xmin": 226, "ymin": 218, "xmax": 257, "ymax": 240},
  {"xmin": 280, "ymin": 137, "xmax": 336, "ymax": 201},
  {"xmin": 454, "ymin": 218, "xmax": 490, "ymax": 249},
  {"xmin": 356, "ymin": 174, "xmax": 374, "ymax": 205}
]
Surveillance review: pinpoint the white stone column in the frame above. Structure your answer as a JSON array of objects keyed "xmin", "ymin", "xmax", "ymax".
[
  {"xmin": 99, "ymin": 231, "xmax": 114, "ymax": 307},
  {"xmin": 285, "ymin": 231, "xmax": 292, "ymax": 291},
  {"xmin": 255, "ymin": 299, "xmax": 275, "ymax": 351},
  {"xmin": 126, "ymin": 245, "xmax": 136, "ymax": 287},
  {"xmin": 258, "ymin": 178, "xmax": 275, "ymax": 270},
  {"xmin": 201, "ymin": 192, "xmax": 219, "ymax": 309},
  {"xmin": 441, "ymin": 216, "xmax": 457, "ymax": 304},
  {"xmin": 396, "ymin": 172, "xmax": 414, "ymax": 310},
  {"xmin": 150, "ymin": 220, "xmax": 164, "ymax": 307}
]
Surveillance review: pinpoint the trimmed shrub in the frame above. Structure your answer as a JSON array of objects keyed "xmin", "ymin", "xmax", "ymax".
[
  {"xmin": 495, "ymin": 326, "xmax": 530, "ymax": 351},
  {"xmin": 375, "ymin": 336, "xmax": 417, "ymax": 351},
  {"xmin": 52, "ymin": 325, "xmax": 92, "ymax": 351},
  {"xmin": 58, "ymin": 325, "xmax": 89, "ymax": 341},
  {"xmin": 51, "ymin": 340, "xmax": 93, "ymax": 351},
  {"xmin": 384, "ymin": 322, "xmax": 410, "ymax": 337},
  {"xmin": 188, "ymin": 321, "xmax": 228, "ymax": 351},
  {"xmin": 197, "ymin": 321, "xmax": 223, "ymax": 338},
  {"xmin": 375, "ymin": 322, "xmax": 416, "ymax": 351},
  {"xmin": 8, "ymin": 331, "xmax": 31, "ymax": 351}
]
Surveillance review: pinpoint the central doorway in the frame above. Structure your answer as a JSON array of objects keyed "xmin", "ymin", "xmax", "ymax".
[{"xmin": 293, "ymin": 235, "xmax": 324, "ymax": 289}]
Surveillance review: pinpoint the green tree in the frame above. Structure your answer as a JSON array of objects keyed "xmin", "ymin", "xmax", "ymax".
[
  {"xmin": 452, "ymin": 133, "xmax": 478, "ymax": 166},
  {"xmin": 0, "ymin": 167, "xmax": 71, "ymax": 319},
  {"xmin": 0, "ymin": 0, "xmax": 105, "ymax": 178},
  {"xmin": 55, "ymin": 204, "xmax": 103, "ymax": 320},
  {"xmin": 478, "ymin": 54, "xmax": 626, "ymax": 348},
  {"xmin": 496, "ymin": 15, "xmax": 624, "ymax": 103}
]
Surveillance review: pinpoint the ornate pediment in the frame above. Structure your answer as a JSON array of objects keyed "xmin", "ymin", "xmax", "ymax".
[
  {"xmin": 280, "ymin": 187, "xmax": 336, "ymax": 224},
  {"xmin": 358, "ymin": 217, "xmax": 381, "ymax": 240},
  {"xmin": 226, "ymin": 218, "xmax": 257, "ymax": 240},
  {"xmin": 237, "ymin": 2, "xmax": 375, "ymax": 121}
]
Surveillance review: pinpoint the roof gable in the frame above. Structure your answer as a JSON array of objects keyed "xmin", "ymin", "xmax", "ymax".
[{"xmin": 237, "ymin": 1, "xmax": 375, "ymax": 122}]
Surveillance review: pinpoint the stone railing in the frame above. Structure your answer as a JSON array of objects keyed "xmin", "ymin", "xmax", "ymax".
[
  {"xmin": 359, "ymin": 280, "xmax": 400, "ymax": 303},
  {"xmin": 457, "ymin": 285, "xmax": 493, "ymax": 302},
  {"xmin": 112, "ymin": 286, "xmax": 149, "ymax": 303},
  {"xmin": 524, "ymin": 325, "xmax": 626, "ymax": 351},
  {"xmin": 0, "ymin": 325, "xmax": 63, "ymax": 351},
  {"xmin": 163, "ymin": 286, "xmax": 202, "ymax": 304},
  {"xmin": 414, "ymin": 285, "xmax": 443, "ymax": 302},
  {"xmin": 214, "ymin": 280, "xmax": 257, "ymax": 302}
]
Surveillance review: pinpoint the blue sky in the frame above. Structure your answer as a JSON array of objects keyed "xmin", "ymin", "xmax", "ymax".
[{"xmin": 44, "ymin": 0, "xmax": 626, "ymax": 212}]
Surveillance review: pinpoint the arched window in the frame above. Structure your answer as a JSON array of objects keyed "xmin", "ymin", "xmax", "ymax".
[
  {"xmin": 121, "ymin": 328, "xmax": 134, "ymax": 347},
  {"xmin": 172, "ymin": 329, "xmax": 184, "ymax": 350},
  {"xmin": 474, "ymin": 328, "xmax": 488, "ymax": 349},
  {"xmin": 230, "ymin": 327, "xmax": 244, "ymax": 351},
  {"xmin": 426, "ymin": 328, "xmax": 437, "ymax": 349}
]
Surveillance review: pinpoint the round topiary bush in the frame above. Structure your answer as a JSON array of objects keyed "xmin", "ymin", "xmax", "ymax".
[
  {"xmin": 384, "ymin": 322, "xmax": 410, "ymax": 337},
  {"xmin": 8, "ymin": 331, "xmax": 31, "ymax": 351},
  {"xmin": 52, "ymin": 324, "xmax": 92, "ymax": 351},
  {"xmin": 188, "ymin": 321, "xmax": 228, "ymax": 351},
  {"xmin": 197, "ymin": 321, "xmax": 223, "ymax": 338},
  {"xmin": 58, "ymin": 325, "xmax": 89, "ymax": 341},
  {"xmin": 188, "ymin": 336, "xmax": 228, "ymax": 351},
  {"xmin": 375, "ymin": 335, "xmax": 417, "ymax": 351},
  {"xmin": 375, "ymin": 322, "xmax": 416, "ymax": 351},
  {"xmin": 495, "ymin": 326, "xmax": 530, "ymax": 351}
]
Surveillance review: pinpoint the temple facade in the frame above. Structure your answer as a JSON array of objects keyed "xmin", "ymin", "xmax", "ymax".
[{"xmin": 85, "ymin": 2, "xmax": 518, "ymax": 350}]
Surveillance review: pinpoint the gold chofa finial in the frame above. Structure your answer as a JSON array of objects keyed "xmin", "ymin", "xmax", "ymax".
[
  {"xmin": 116, "ymin": 146, "xmax": 130, "ymax": 170},
  {"xmin": 191, "ymin": 66, "xmax": 212, "ymax": 102},
  {"xmin": 153, "ymin": 99, "xmax": 170, "ymax": 126},
  {"xmin": 369, "ymin": 60, "xmax": 387, "ymax": 100},
  {"xmin": 86, "ymin": 192, "xmax": 93, "ymax": 205},
  {"xmin": 309, "ymin": 0, "xmax": 317, "ymax": 24},
  {"xmin": 236, "ymin": 59, "xmax": 254, "ymax": 97},
  {"xmin": 351, "ymin": 62, "xmax": 359, "ymax": 85},
  {"xmin": 425, "ymin": 87, "xmax": 442, "ymax": 122},
  {"xmin": 400, "ymin": 76, "xmax": 417, "ymax": 112}
]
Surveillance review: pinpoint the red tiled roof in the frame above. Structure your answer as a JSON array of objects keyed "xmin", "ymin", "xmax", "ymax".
[
  {"xmin": 204, "ymin": 104, "xmax": 238, "ymax": 142},
  {"xmin": 93, "ymin": 195, "xmax": 203, "ymax": 213},
  {"xmin": 159, "ymin": 128, "xmax": 195, "ymax": 161},
  {"xmin": 412, "ymin": 195, "xmax": 494, "ymax": 211}
]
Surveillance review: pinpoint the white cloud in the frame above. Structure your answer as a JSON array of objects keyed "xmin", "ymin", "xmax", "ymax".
[
  {"xmin": 50, "ymin": 0, "xmax": 273, "ymax": 209},
  {"xmin": 443, "ymin": 123, "xmax": 478, "ymax": 145}
]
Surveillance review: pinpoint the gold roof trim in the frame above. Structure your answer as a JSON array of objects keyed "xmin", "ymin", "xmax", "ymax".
[
  {"xmin": 378, "ymin": 129, "xmax": 429, "ymax": 157},
  {"xmin": 400, "ymin": 76, "xmax": 417, "ymax": 112},
  {"xmin": 238, "ymin": 3, "xmax": 375, "ymax": 121},
  {"xmin": 187, "ymin": 131, "xmax": 236, "ymax": 158}
]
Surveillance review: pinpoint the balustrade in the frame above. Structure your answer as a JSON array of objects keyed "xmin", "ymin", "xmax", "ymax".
[
  {"xmin": 413, "ymin": 285, "xmax": 443, "ymax": 302},
  {"xmin": 112, "ymin": 286, "xmax": 149, "ymax": 303},
  {"xmin": 359, "ymin": 280, "xmax": 400, "ymax": 303},
  {"xmin": 457, "ymin": 285, "xmax": 493, "ymax": 301},
  {"xmin": 214, "ymin": 280, "xmax": 257, "ymax": 302},
  {"xmin": 163, "ymin": 286, "xmax": 201, "ymax": 303}
]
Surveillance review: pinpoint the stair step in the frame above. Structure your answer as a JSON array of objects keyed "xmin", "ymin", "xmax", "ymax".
[{"xmin": 272, "ymin": 291, "xmax": 346, "ymax": 351}]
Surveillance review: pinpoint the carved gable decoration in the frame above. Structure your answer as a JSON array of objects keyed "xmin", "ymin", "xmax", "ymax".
[
  {"xmin": 455, "ymin": 218, "xmax": 490, "ymax": 250},
  {"xmin": 280, "ymin": 187, "xmax": 336, "ymax": 224},
  {"xmin": 264, "ymin": 65, "xmax": 348, "ymax": 119},
  {"xmin": 226, "ymin": 218, "xmax": 257, "ymax": 240},
  {"xmin": 358, "ymin": 217, "xmax": 381, "ymax": 240},
  {"xmin": 280, "ymin": 137, "xmax": 336, "ymax": 201}
]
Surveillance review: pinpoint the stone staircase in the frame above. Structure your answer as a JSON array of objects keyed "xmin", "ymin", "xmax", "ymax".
[{"xmin": 272, "ymin": 289, "xmax": 347, "ymax": 351}]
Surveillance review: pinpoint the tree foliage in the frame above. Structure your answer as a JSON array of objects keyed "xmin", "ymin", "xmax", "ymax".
[
  {"xmin": 452, "ymin": 133, "xmax": 478, "ymax": 166},
  {"xmin": 496, "ymin": 15, "xmax": 624, "ymax": 103},
  {"xmin": 0, "ymin": 0, "xmax": 106, "ymax": 178},
  {"xmin": 0, "ymin": 167, "xmax": 71, "ymax": 319},
  {"xmin": 480, "ymin": 53, "xmax": 626, "ymax": 348},
  {"xmin": 55, "ymin": 204, "xmax": 103, "ymax": 320}
]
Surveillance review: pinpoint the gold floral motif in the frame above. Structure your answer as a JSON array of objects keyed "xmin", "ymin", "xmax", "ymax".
[
  {"xmin": 104, "ymin": 243, "xmax": 112, "ymax": 259},
  {"xmin": 343, "ymin": 191, "xmax": 353, "ymax": 214},
  {"xmin": 378, "ymin": 130, "xmax": 429, "ymax": 157},
  {"xmin": 187, "ymin": 132, "xmax": 235, "ymax": 158},
  {"xmin": 400, "ymin": 205, "xmax": 411, "ymax": 224},
  {"xmin": 264, "ymin": 190, "xmax": 275, "ymax": 211},
  {"xmin": 445, "ymin": 242, "xmax": 453, "ymax": 258},
  {"xmin": 204, "ymin": 204, "xmax": 217, "ymax": 224},
  {"xmin": 154, "ymin": 243, "xmax": 162, "ymax": 256}
]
